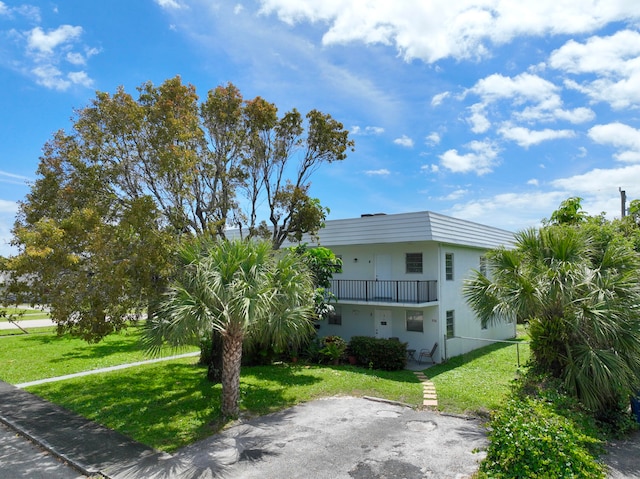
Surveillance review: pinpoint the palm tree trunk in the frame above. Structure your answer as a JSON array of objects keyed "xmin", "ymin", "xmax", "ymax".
[{"xmin": 221, "ymin": 332, "xmax": 243, "ymax": 417}]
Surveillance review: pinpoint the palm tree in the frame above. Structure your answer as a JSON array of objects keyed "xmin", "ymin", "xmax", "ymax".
[
  {"xmin": 464, "ymin": 225, "xmax": 640, "ymax": 413},
  {"xmin": 145, "ymin": 238, "xmax": 315, "ymax": 416}
]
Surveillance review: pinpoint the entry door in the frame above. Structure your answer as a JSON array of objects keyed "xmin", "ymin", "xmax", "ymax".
[
  {"xmin": 375, "ymin": 310, "xmax": 392, "ymax": 338},
  {"xmin": 375, "ymin": 254, "xmax": 392, "ymax": 299}
]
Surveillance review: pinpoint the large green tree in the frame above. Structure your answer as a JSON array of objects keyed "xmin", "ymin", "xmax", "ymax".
[
  {"xmin": 464, "ymin": 223, "xmax": 640, "ymax": 413},
  {"xmin": 144, "ymin": 238, "xmax": 315, "ymax": 416},
  {"xmin": 8, "ymin": 77, "xmax": 353, "ymax": 341},
  {"xmin": 289, "ymin": 244, "xmax": 342, "ymax": 320}
]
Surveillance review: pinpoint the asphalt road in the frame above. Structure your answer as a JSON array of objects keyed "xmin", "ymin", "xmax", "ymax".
[{"xmin": 0, "ymin": 422, "xmax": 87, "ymax": 479}]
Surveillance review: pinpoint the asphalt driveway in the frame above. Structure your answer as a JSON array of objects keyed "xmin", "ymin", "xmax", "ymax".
[{"xmin": 111, "ymin": 397, "xmax": 488, "ymax": 479}]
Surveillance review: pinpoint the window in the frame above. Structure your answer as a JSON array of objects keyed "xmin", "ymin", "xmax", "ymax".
[
  {"xmin": 445, "ymin": 253, "xmax": 454, "ymax": 280},
  {"xmin": 406, "ymin": 310, "xmax": 424, "ymax": 332},
  {"xmin": 405, "ymin": 253, "xmax": 423, "ymax": 273},
  {"xmin": 328, "ymin": 307, "xmax": 342, "ymax": 325},
  {"xmin": 479, "ymin": 255, "xmax": 487, "ymax": 276},
  {"xmin": 446, "ymin": 310, "xmax": 455, "ymax": 338}
]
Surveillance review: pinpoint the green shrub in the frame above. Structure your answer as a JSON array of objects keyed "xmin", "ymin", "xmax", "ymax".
[
  {"xmin": 319, "ymin": 335, "xmax": 347, "ymax": 364},
  {"xmin": 348, "ymin": 336, "xmax": 407, "ymax": 371},
  {"xmin": 479, "ymin": 394, "xmax": 605, "ymax": 478}
]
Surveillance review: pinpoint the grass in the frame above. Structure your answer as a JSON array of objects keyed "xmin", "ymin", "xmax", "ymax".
[
  {"xmin": 0, "ymin": 326, "xmax": 56, "ymax": 337},
  {"xmin": 427, "ymin": 334, "xmax": 531, "ymax": 415},
  {"xmin": 0, "ymin": 307, "xmax": 50, "ymax": 321},
  {"xmin": 0, "ymin": 324, "xmax": 198, "ymax": 384},
  {"xmin": 2, "ymin": 325, "xmax": 530, "ymax": 453},
  {"xmin": 26, "ymin": 361, "xmax": 423, "ymax": 452}
]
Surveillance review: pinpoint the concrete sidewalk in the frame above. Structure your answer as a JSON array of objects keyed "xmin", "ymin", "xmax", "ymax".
[
  {"xmin": 0, "ymin": 380, "xmax": 166, "ymax": 478},
  {"xmin": 0, "ymin": 318, "xmax": 55, "ymax": 330},
  {"xmin": 14, "ymin": 352, "xmax": 200, "ymax": 388}
]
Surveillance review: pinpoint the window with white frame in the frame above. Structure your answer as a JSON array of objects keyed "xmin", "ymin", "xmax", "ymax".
[
  {"xmin": 479, "ymin": 255, "xmax": 487, "ymax": 276},
  {"xmin": 405, "ymin": 253, "xmax": 423, "ymax": 273},
  {"xmin": 445, "ymin": 253, "xmax": 454, "ymax": 280},
  {"xmin": 328, "ymin": 307, "xmax": 342, "ymax": 325},
  {"xmin": 406, "ymin": 310, "xmax": 424, "ymax": 332},
  {"xmin": 446, "ymin": 310, "xmax": 455, "ymax": 338}
]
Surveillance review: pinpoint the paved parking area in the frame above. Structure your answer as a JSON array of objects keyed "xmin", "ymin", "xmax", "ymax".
[{"xmin": 111, "ymin": 397, "xmax": 488, "ymax": 479}]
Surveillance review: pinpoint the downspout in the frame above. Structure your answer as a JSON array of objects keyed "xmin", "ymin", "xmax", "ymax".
[{"xmin": 437, "ymin": 243, "xmax": 446, "ymax": 361}]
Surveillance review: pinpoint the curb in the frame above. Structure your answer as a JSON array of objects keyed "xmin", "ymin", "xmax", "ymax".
[{"xmin": 0, "ymin": 413, "xmax": 107, "ymax": 478}]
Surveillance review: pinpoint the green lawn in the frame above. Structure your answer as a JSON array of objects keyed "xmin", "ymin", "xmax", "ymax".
[
  {"xmin": 0, "ymin": 324, "xmax": 197, "ymax": 383},
  {"xmin": 1, "ymin": 326, "xmax": 530, "ymax": 453},
  {"xmin": 0, "ymin": 326, "xmax": 56, "ymax": 337},
  {"xmin": 0, "ymin": 307, "xmax": 50, "ymax": 321},
  {"xmin": 26, "ymin": 361, "xmax": 423, "ymax": 452},
  {"xmin": 427, "ymin": 339, "xmax": 530, "ymax": 415}
]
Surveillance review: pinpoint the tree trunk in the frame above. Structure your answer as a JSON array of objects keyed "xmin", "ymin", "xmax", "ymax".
[
  {"xmin": 221, "ymin": 332, "xmax": 243, "ymax": 417},
  {"xmin": 207, "ymin": 330, "xmax": 223, "ymax": 383}
]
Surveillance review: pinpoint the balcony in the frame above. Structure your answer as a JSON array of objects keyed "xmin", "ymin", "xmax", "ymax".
[{"xmin": 327, "ymin": 279, "xmax": 438, "ymax": 304}]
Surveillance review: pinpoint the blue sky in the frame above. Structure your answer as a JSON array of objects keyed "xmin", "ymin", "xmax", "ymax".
[{"xmin": 2, "ymin": 1, "xmax": 640, "ymax": 256}]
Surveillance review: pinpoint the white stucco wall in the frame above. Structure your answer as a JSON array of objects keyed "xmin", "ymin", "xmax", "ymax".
[
  {"xmin": 437, "ymin": 244, "xmax": 516, "ymax": 358},
  {"xmin": 314, "ymin": 240, "xmax": 516, "ymax": 363}
]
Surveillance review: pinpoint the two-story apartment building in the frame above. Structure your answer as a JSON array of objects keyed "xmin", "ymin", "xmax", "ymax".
[{"xmin": 305, "ymin": 211, "xmax": 516, "ymax": 363}]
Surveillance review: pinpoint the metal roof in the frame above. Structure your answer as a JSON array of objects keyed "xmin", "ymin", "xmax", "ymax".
[{"xmin": 301, "ymin": 211, "xmax": 515, "ymax": 249}]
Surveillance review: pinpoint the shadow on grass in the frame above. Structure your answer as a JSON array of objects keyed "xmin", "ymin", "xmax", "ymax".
[
  {"xmin": 243, "ymin": 362, "xmax": 421, "ymax": 386},
  {"xmin": 27, "ymin": 361, "xmax": 323, "ymax": 453}
]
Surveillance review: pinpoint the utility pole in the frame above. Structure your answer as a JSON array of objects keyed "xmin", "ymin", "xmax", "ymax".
[{"xmin": 620, "ymin": 187, "xmax": 627, "ymax": 217}]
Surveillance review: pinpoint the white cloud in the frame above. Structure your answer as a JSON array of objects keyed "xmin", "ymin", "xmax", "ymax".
[
  {"xmin": 0, "ymin": 199, "xmax": 18, "ymax": 214},
  {"xmin": 351, "ymin": 125, "xmax": 384, "ymax": 135},
  {"xmin": 394, "ymin": 135, "xmax": 414, "ymax": 148},
  {"xmin": 447, "ymin": 191, "xmax": 566, "ymax": 231},
  {"xmin": 550, "ymin": 29, "xmax": 640, "ymax": 75},
  {"xmin": 514, "ymin": 104, "xmax": 595, "ymax": 124},
  {"xmin": 552, "ymin": 30, "xmax": 640, "ymax": 109},
  {"xmin": 32, "ymin": 65, "xmax": 70, "ymax": 91},
  {"xmin": 527, "ymin": 179, "xmax": 539, "ymax": 186},
  {"xmin": 0, "ymin": 170, "xmax": 30, "ymax": 182},
  {"xmin": 66, "ymin": 52, "xmax": 85, "ymax": 65},
  {"xmin": 234, "ymin": 4, "xmax": 245, "ymax": 15},
  {"xmin": 425, "ymin": 132, "xmax": 441, "ymax": 145},
  {"xmin": 68, "ymin": 70, "xmax": 93, "ymax": 87},
  {"xmin": 439, "ymin": 139, "xmax": 500, "ymax": 175},
  {"xmin": 467, "ymin": 103, "xmax": 490, "ymax": 133},
  {"xmin": 498, "ymin": 125, "xmax": 576, "ymax": 148},
  {"xmin": 258, "ymin": 1, "xmax": 640, "ymax": 64},
  {"xmin": 469, "ymin": 72, "xmax": 558, "ymax": 104},
  {"xmin": 0, "ymin": 2, "xmax": 40, "ymax": 21},
  {"xmin": 551, "ymin": 164, "xmax": 640, "ymax": 195},
  {"xmin": 465, "ymin": 71, "xmax": 596, "ymax": 137},
  {"xmin": 588, "ymin": 123, "xmax": 640, "ymax": 162},
  {"xmin": 364, "ymin": 169, "xmax": 391, "ymax": 176},
  {"xmin": 27, "ymin": 25, "xmax": 83, "ymax": 54},
  {"xmin": 431, "ymin": 91, "xmax": 450, "ymax": 106},
  {"xmin": 440, "ymin": 189, "xmax": 468, "ymax": 201},
  {"xmin": 155, "ymin": 0, "xmax": 184, "ymax": 9}
]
